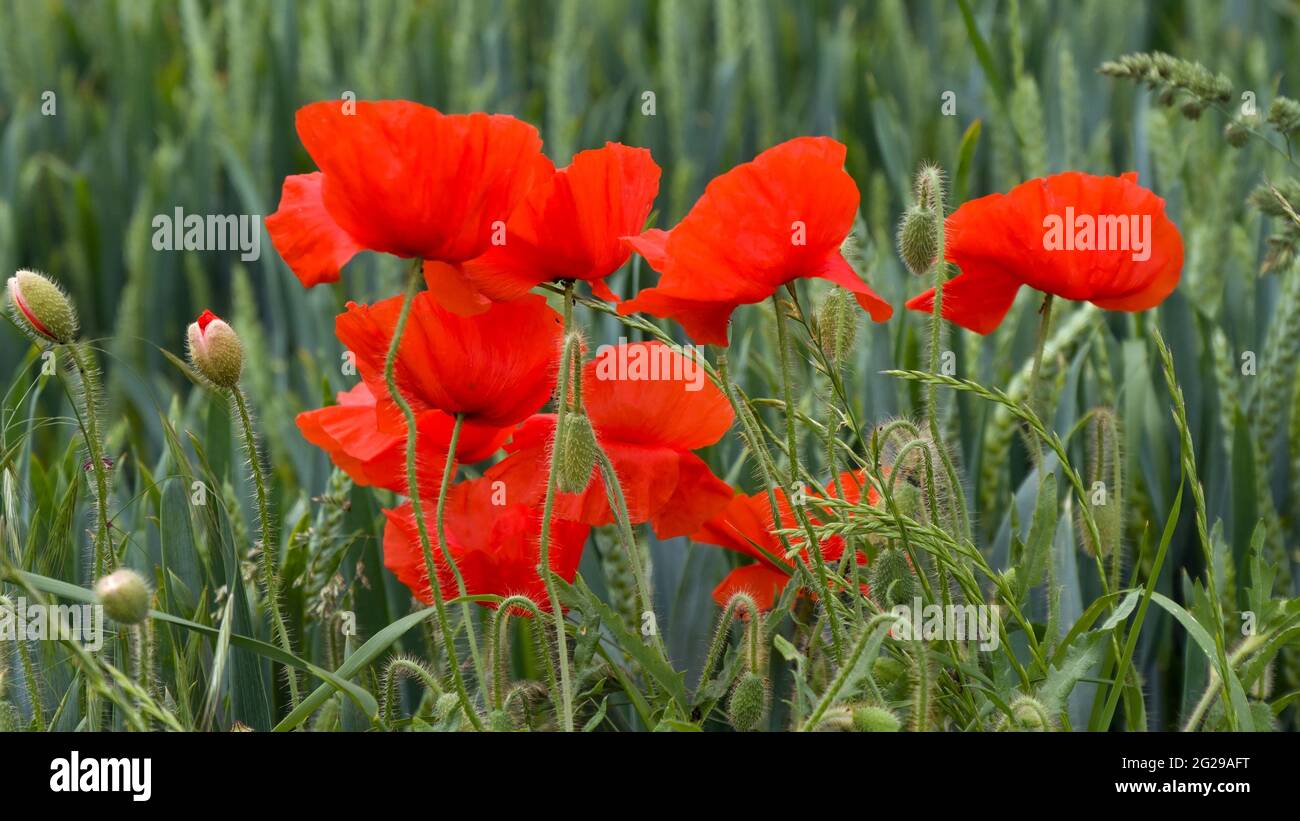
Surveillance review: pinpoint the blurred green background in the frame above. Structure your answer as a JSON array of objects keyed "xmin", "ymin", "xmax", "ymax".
[{"xmin": 2, "ymin": 0, "xmax": 1298, "ymax": 730}]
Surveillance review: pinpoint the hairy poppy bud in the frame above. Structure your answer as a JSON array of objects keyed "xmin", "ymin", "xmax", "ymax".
[
  {"xmin": 816, "ymin": 287, "xmax": 858, "ymax": 364},
  {"xmin": 997, "ymin": 695, "xmax": 1052, "ymax": 731},
  {"xmin": 728, "ymin": 671, "xmax": 770, "ymax": 732},
  {"xmin": 897, "ymin": 206, "xmax": 939, "ymax": 277},
  {"xmin": 94, "ymin": 568, "xmax": 151, "ymax": 624},
  {"xmin": 554, "ymin": 412, "xmax": 598, "ymax": 494},
  {"xmin": 852, "ymin": 704, "xmax": 902, "ymax": 732},
  {"xmin": 7, "ymin": 270, "xmax": 78, "ymax": 344},
  {"xmin": 869, "ymin": 545, "xmax": 916, "ymax": 609},
  {"xmin": 1224, "ymin": 118, "xmax": 1251, "ymax": 148},
  {"xmin": 1080, "ymin": 407, "xmax": 1122, "ymax": 558},
  {"xmin": 434, "ymin": 693, "xmax": 461, "ymax": 722},
  {"xmin": 187, "ymin": 310, "xmax": 244, "ymax": 390},
  {"xmin": 913, "ymin": 163, "xmax": 945, "ymax": 212}
]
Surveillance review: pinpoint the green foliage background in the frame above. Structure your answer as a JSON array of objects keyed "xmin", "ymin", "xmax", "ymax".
[{"xmin": 1, "ymin": 0, "xmax": 1298, "ymax": 731}]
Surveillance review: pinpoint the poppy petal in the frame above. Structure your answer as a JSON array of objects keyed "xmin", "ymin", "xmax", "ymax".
[
  {"xmin": 711, "ymin": 564, "xmax": 790, "ymax": 610},
  {"xmin": 651, "ymin": 452, "xmax": 736, "ymax": 539},
  {"xmin": 265, "ymin": 173, "xmax": 364, "ymax": 287}
]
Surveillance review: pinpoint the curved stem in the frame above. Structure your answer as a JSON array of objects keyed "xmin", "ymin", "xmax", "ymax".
[
  {"xmin": 385, "ymin": 262, "xmax": 482, "ymax": 730},
  {"xmin": 232, "ymin": 387, "xmax": 300, "ymax": 707}
]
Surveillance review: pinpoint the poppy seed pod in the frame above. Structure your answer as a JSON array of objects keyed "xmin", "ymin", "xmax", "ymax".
[
  {"xmin": 727, "ymin": 671, "xmax": 770, "ymax": 732},
  {"xmin": 94, "ymin": 568, "xmax": 151, "ymax": 624},
  {"xmin": 997, "ymin": 695, "xmax": 1053, "ymax": 732},
  {"xmin": 555, "ymin": 412, "xmax": 598, "ymax": 494},
  {"xmin": 187, "ymin": 310, "xmax": 244, "ymax": 390},
  {"xmin": 7, "ymin": 270, "xmax": 79, "ymax": 345},
  {"xmin": 897, "ymin": 206, "xmax": 939, "ymax": 277}
]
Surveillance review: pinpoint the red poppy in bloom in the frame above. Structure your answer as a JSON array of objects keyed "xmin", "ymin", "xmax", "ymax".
[
  {"xmin": 907, "ymin": 172, "xmax": 1184, "ymax": 334},
  {"xmin": 334, "ymin": 291, "xmax": 563, "ymax": 438},
  {"xmin": 266, "ymin": 100, "xmax": 551, "ymax": 287},
  {"xmin": 424, "ymin": 142, "xmax": 661, "ymax": 314},
  {"xmin": 485, "ymin": 341, "xmax": 734, "ymax": 538},
  {"xmin": 295, "ymin": 383, "xmax": 511, "ymax": 496},
  {"xmin": 693, "ymin": 471, "xmax": 873, "ymax": 609},
  {"xmin": 383, "ymin": 477, "xmax": 590, "ymax": 613},
  {"xmin": 617, "ymin": 137, "xmax": 892, "ymax": 346}
]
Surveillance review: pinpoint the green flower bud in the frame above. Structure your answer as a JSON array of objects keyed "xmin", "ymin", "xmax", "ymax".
[
  {"xmin": 1224, "ymin": 118, "xmax": 1251, "ymax": 148},
  {"xmin": 555, "ymin": 412, "xmax": 598, "ymax": 494},
  {"xmin": 912, "ymin": 163, "xmax": 945, "ymax": 212},
  {"xmin": 187, "ymin": 310, "xmax": 244, "ymax": 390},
  {"xmin": 816, "ymin": 287, "xmax": 858, "ymax": 365},
  {"xmin": 1080, "ymin": 407, "xmax": 1122, "ymax": 558},
  {"xmin": 7, "ymin": 270, "xmax": 79, "ymax": 344},
  {"xmin": 896, "ymin": 206, "xmax": 939, "ymax": 277},
  {"xmin": 996, "ymin": 695, "xmax": 1052, "ymax": 731},
  {"xmin": 869, "ymin": 545, "xmax": 916, "ymax": 609},
  {"xmin": 94, "ymin": 568, "xmax": 151, "ymax": 624},
  {"xmin": 852, "ymin": 704, "xmax": 902, "ymax": 732},
  {"xmin": 434, "ymin": 692, "xmax": 461, "ymax": 722},
  {"xmin": 727, "ymin": 672, "xmax": 770, "ymax": 732}
]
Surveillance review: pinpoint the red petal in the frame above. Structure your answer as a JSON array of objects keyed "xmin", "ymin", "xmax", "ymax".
[
  {"xmin": 335, "ymin": 291, "xmax": 562, "ymax": 429},
  {"xmin": 711, "ymin": 564, "xmax": 790, "ymax": 610},
  {"xmin": 294, "ymin": 100, "xmax": 550, "ymax": 264},
  {"xmin": 584, "ymin": 342, "xmax": 732, "ymax": 450},
  {"xmin": 265, "ymin": 173, "xmax": 363, "ymax": 287},
  {"xmin": 651, "ymin": 452, "xmax": 735, "ymax": 539}
]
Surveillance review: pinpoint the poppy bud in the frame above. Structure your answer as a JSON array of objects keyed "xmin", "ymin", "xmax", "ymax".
[
  {"xmin": 7, "ymin": 270, "xmax": 79, "ymax": 344},
  {"xmin": 727, "ymin": 671, "xmax": 770, "ymax": 732},
  {"xmin": 912, "ymin": 163, "xmax": 945, "ymax": 212},
  {"xmin": 186, "ymin": 309, "xmax": 244, "ymax": 390},
  {"xmin": 869, "ymin": 545, "xmax": 916, "ymax": 609},
  {"xmin": 816, "ymin": 287, "xmax": 858, "ymax": 364},
  {"xmin": 554, "ymin": 412, "xmax": 598, "ymax": 494},
  {"xmin": 896, "ymin": 206, "xmax": 939, "ymax": 276},
  {"xmin": 852, "ymin": 704, "xmax": 902, "ymax": 732},
  {"xmin": 996, "ymin": 695, "xmax": 1052, "ymax": 731},
  {"xmin": 434, "ymin": 692, "xmax": 461, "ymax": 722},
  {"xmin": 94, "ymin": 568, "xmax": 151, "ymax": 624},
  {"xmin": 1080, "ymin": 407, "xmax": 1122, "ymax": 558},
  {"xmin": 1224, "ymin": 118, "xmax": 1251, "ymax": 148}
]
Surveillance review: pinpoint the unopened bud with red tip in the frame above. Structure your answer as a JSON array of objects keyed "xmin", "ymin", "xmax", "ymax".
[
  {"xmin": 95, "ymin": 568, "xmax": 151, "ymax": 624},
  {"xmin": 7, "ymin": 270, "xmax": 79, "ymax": 344},
  {"xmin": 187, "ymin": 310, "xmax": 244, "ymax": 390}
]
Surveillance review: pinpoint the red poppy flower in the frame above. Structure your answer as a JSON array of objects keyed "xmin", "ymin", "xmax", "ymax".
[
  {"xmin": 617, "ymin": 137, "xmax": 892, "ymax": 346},
  {"xmin": 907, "ymin": 172, "xmax": 1184, "ymax": 334},
  {"xmin": 266, "ymin": 100, "xmax": 551, "ymax": 287},
  {"xmin": 295, "ymin": 382, "xmax": 510, "ymax": 496},
  {"xmin": 424, "ymin": 142, "xmax": 661, "ymax": 314},
  {"xmin": 484, "ymin": 341, "xmax": 733, "ymax": 538},
  {"xmin": 383, "ymin": 477, "xmax": 590, "ymax": 612},
  {"xmin": 693, "ymin": 471, "xmax": 873, "ymax": 609},
  {"xmin": 334, "ymin": 291, "xmax": 563, "ymax": 436}
]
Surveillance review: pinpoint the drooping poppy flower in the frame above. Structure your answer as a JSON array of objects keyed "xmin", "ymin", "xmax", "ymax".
[
  {"xmin": 693, "ymin": 470, "xmax": 873, "ymax": 609},
  {"xmin": 266, "ymin": 100, "xmax": 552, "ymax": 287},
  {"xmin": 906, "ymin": 172, "xmax": 1184, "ymax": 334},
  {"xmin": 383, "ymin": 477, "xmax": 590, "ymax": 613},
  {"xmin": 485, "ymin": 341, "xmax": 733, "ymax": 538},
  {"xmin": 334, "ymin": 291, "xmax": 563, "ymax": 437},
  {"xmin": 618, "ymin": 137, "xmax": 892, "ymax": 346},
  {"xmin": 423, "ymin": 142, "xmax": 661, "ymax": 313},
  {"xmin": 295, "ymin": 382, "xmax": 511, "ymax": 496}
]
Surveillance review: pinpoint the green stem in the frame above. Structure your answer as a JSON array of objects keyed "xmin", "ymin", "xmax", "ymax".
[
  {"xmin": 68, "ymin": 343, "xmax": 112, "ymax": 577},
  {"xmin": 385, "ymin": 262, "xmax": 482, "ymax": 730},
  {"xmin": 772, "ymin": 294, "xmax": 844, "ymax": 658},
  {"xmin": 1026, "ymin": 293, "xmax": 1055, "ymax": 463},
  {"xmin": 536, "ymin": 285, "xmax": 578, "ymax": 731},
  {"xmin": 436, "ymin": 414, "xmax": 489, "ymax": 701},
  {"xmin": 232, "ymin": 387, "xmax": 300, "ymax": 707}
]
